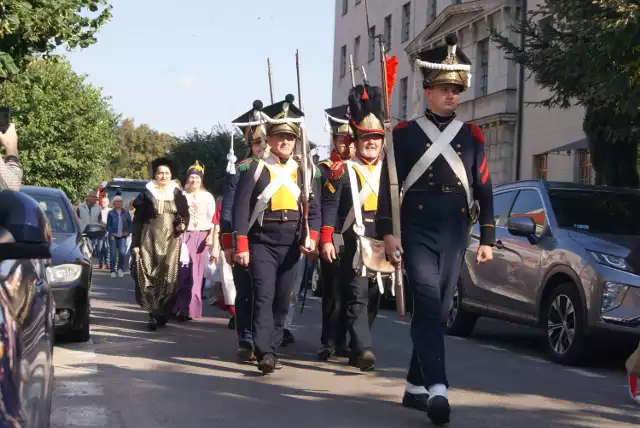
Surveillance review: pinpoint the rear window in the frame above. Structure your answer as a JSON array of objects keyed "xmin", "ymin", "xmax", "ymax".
[
  {"xmin": 549, "ymin": 189, "xmax": 640, "ymax": 235},
  {"xmin": 106, "ymin": 186, "xmax": 145, "ymax": 209}
]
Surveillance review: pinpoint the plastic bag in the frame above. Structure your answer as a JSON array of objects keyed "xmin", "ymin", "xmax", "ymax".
[{"xmin": 204, "ymin": 259, "xmax": 219, "ymax": 282}]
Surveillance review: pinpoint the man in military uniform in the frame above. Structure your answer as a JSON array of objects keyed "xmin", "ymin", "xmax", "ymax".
[
  {"xmin": 316, "ymin": 104, "xmax": 355, "ymax": 361},
  {"xmin": 320, "ymin": 85, "xmax": 385, "ymax": 371},
  {"xmin": 232, "ymin": 94, "xmax": 320, "ymax": 374},
  {"xmin": 377, "ymin": 34, "xmax": 495, "ymax": 425},
  {"xmin": 220, "ymin": 101, "xmax": 267, "ymax": 363}
]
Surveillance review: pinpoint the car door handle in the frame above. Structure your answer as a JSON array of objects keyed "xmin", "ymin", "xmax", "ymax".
[{"xmin": 495, "ymin": 240, "xmax": 505, "ymax": 250}]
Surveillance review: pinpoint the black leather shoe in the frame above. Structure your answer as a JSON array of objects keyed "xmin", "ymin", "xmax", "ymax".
[
  {"xmin": 317, "ymin": 346, "xmax": 334, "ymax": 361},
  {"xmin": 148, "ymin": 316, "xmax": 157, "ymax": 331},
  {"xmin": 427, "ymin": 396, "xmax": 451, "ymax": 425},
  {"xmin": 228, "ymin": 317, "xmax": 236, "ymax": 330},
  {"xmin": 258, "ymin": 354, "xmax": 276, "ymax": 375},
  {"xmin": 237, "ymin": 345, "xmax": 256, "ymax": 363},
  {"xmin": 156, "ymin": 315, "xmax": 168, "ymax": 327},
  {"xmin": 357, "ymin": 349, "xmax": 376, "ymax": 372},
  {"xmin": 402, "ymin": 391, "xmax": 429, "ymax": 412}
]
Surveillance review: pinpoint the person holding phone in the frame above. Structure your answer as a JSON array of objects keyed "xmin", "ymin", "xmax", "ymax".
[{"xmin": 0, "ymin": 117, "xmax": 22, "ymax": 191}]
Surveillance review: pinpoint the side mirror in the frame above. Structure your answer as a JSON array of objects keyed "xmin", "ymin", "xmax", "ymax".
[
  {"xmin": 83, "ymin": 223, "xmax": 106, "ymax": 239},
  {"xmin": 507, "ymin": 215, "xmax": 538, "ymax": 237}
]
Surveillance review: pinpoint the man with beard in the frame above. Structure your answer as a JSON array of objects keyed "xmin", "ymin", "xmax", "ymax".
[
  {"xmin": 221, "ymin": 100, "xmax": 267, "ymax": 363},
  {"xmin": 377, "ymin": 34, "xmax": 495, "ymax": 425},
  {"xmin": 316, "ymin": 104, "xmax": 355, "ymax": 361},
  {"xmin": 232, "ymin": 94, "xmax": 320, "ymax": 374},
  {"xmin": 319, "ymin": 85, "xmax": 385, "ymax": 371}
]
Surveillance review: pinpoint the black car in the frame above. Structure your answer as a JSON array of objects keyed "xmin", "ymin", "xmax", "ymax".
[
  {"xmin": 104, "ymin": 178, "xmax": 147, "ymax": 208},
  {"xmin": 20, "ymin": 186, "xmax": 105, "ymax": 342},
  {"xmin": 0, "ymin": 190, "xmax": 54, "ymax": 427}
]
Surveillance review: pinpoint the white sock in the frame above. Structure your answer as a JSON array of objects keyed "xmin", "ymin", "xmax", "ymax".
[
  {"xmin": 405, "ymin": 383, "xmax": 428, "ymax": 395},
  {"xmin": 428, "ymin": 383, "xmax": 448, "ymax": 399}
]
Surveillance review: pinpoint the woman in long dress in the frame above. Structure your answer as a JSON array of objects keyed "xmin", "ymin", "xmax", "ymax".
[
  {"xmin": 173, "ymin": 160, "xmax": 216, "ymax": 321},
  {"xmin": 131, "ymin": 157, "xmax": 190, "ymax": 331}
]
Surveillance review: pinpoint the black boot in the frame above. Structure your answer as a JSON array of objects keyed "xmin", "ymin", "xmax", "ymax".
[
  {"xmin": 402, "ymin": 391, "xmax": 429, "ymax": 412},
  {"xmin": 156, "ymin": 315, "xmax": 168, "ymax": 327},
  {"xmin": 236, "ymin": 342, "xmax": 256, "ymax": 363},
  {"xmin": 258, "ymin": 353, "xmax": 277, "ymax": 375},
  {"xmin": 357, "ymin": 349, "xmax": 376, "ymax": 372},
  {"xmin": 281, "ymin": 329, "xmax": 295, "ymax": 347},
  {"xmin": 426, "ymin": 396, "xmax": 451, "ymax": 425},
  {"xmin": 317, "ymin": 345, "xmax": 335, "ymax": 361},
  {"xmin": 228, "ymin": 317, "xmax": 236, "ymax": 330}
]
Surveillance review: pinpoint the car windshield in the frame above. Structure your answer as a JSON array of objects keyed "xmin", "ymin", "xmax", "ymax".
[
  {"xmin": 107, "ymin": 188, "xmax": 144, "ymax": 209},
  {"xmin": 26, "ymin": 193, "xmax": 75, "ymax": 234},
  {"xmin": 549, "ymin": 189, "xmax": 640, "ymax": 235}
]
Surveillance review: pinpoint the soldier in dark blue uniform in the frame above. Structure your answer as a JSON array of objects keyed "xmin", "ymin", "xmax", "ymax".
[
  {"xmin": 220, "ymin": 101, "xmax": 267, "ymax": 363},
  {"xmin": 376, "ymin": 34, "xmax": 495, "ymax": 425},
  {"xmin": 316, "ymin": 104, "xmax": 355, "ymax": 361},
  {"xmin": 320, "ymin": 86, "xmax": 386, "ymax": 371},
  {"xmin": 231, "ymin": 95, "xmax": 320, "ymax": 374}
]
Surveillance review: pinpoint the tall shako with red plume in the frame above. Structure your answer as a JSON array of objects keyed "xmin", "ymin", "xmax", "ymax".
[{"xmin": 348, "ymin": 84, "xmax": 385, "ymax": 139}]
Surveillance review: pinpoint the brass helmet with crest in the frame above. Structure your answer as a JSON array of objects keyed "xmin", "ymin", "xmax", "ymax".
[
  {"xmin": 347, "ymin": 84, "xmax": 385, "ymax": 139},
  {"xmin": 261, "ymin": 94, "xmax": 304, "ymax": 138},
  {"xmin": 414, "ymin": 34, "xmax": 472, "ymax": 91}
]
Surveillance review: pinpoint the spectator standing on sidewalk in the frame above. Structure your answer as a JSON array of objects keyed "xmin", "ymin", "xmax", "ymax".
[
  {"xmin": 0, "ymin": 123, "xmax": 22, "ymax": 190},
  {"xmin": 94, "ymin": 196, "xmax": 111, "ymax": 269},
  {"xmin": 107, "ymin": 196, "xmax": 132, "ymax": 278},
  {"xmin": 77, "ymin": 190, "xmax": 102, "ymax": 256}
]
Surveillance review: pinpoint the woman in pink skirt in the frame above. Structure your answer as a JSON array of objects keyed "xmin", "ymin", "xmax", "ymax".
[{"xmin": 174, "ymin": 161, "xmax": 216, "ymax": 321}]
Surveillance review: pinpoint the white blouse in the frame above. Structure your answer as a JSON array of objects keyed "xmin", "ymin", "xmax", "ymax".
[{"xmin": 183, "ymin": 190, "xmax": 216, "ymax": 231}]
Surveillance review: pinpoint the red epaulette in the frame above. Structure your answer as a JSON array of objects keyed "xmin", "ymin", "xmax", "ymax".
[
  {"xmin": 466, "ymin": 123, "xmax": 485, "ymax": 144},
  {"xmin": 393, "ymin": 120, "xmax": 410, "ymax": 131}
]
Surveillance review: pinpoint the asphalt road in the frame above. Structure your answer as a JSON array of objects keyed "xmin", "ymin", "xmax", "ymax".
[{"xmin": 51, "ymin": 271, "xmax": 640, "ymax": 428}]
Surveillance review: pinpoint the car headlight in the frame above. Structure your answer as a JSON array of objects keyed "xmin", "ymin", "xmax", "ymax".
[
  {"xmin": 601, "ymin": 281, "xmax": 629, "ymax": 313},
  {"xmin": 46, "ymin": 264, "xmax": 83, "ymax": 284},
  {"xmin": 588, "ymin": 251, "xmax": 632, "ymax": 272}
]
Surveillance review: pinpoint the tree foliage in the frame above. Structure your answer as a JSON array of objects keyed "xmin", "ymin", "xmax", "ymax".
[
  {"xmin": 0, "ymin": 58, "xmax": 119, "ymax": 202},
  {"xmin": 0, "ymin": 0, "xmax": 113, "ymax": 78},
  {"xmin": 168, "ymin": 127, "xmax": 247, "ymax": 196},
  {"xmin": 491, "ymin": 0, "xmax": 640, "ymax": 142},
  {"xmin": 106, "ymin": 118, "xmax": 177, "ymax": 180}
]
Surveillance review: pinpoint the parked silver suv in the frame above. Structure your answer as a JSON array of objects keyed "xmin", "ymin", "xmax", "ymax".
[{"xmin": 448, "ymin": 180, "xmax": 640, "ymax": 365}]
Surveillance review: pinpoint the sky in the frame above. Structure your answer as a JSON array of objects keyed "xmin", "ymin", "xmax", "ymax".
[{"xmin": 62, "ymin": 0, "xmax": 335, "ymax": 159}]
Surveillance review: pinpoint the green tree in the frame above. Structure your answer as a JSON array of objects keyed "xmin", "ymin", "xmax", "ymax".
[
  {"xmin": 168, "ymin": 126, "xmax": 247, "ymax": 196},
  {"xmin": 492, "ymin": 0, "xmax": 640, "ymax": 186},
  {"xmin": 0, "ymin": 58, "xmax": 119, "ymax": 202},
  {"xmin": 107, "ymin": 118, "xmax": 176, "ymax": 179},
  {"xmin": 0, "ymin": 0, "xmax": 112, "ymax": 78}
]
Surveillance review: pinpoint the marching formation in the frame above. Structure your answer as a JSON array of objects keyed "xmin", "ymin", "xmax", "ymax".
[{"xmin": 129, "ymin": 33, "xmax": 495, "ymax": 426}]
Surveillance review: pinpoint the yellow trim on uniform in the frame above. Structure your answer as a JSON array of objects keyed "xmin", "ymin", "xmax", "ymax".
[
  {"xmin": 269, "ymin": 165, "xmax": 299, "ymax": 211},
  {"xmin": 354, "ymin": 165, "xmax": 378, "ymax": 212},
  {"xmin": 325, "ymin": 180, "xmax": 336, "ymax": 194}
]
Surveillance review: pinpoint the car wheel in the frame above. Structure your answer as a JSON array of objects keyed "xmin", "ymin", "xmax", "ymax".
[
  {"xmin": 68, "ymin": 308, "xmax": 90, "ymax": 343},
  {"xmin": 543, "ymin": 283, "xmax": 587, "ymax": 365},
  {"xmin": 445, "ymin": 281, "xmax": 478, "ymax": 337},
  {"xmin": 311, "ymin": 265, "xmax": 322, "ymax": 297}
]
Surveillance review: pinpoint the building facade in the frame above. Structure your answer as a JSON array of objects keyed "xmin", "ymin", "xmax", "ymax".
[{"xmin": 332, "ymin": 0, "xmax": 591, "ymax": 185}]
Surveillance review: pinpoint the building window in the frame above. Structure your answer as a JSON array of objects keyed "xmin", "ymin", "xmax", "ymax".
[
  {"xmin": 535, "ymin": 154, "xmax": 548, "ymax": 180},
  {"xmin": 340, "ymin": 45, "xmax": 347, "ymax": 78},
  {"xmin": 402, "ymin": 3, "xmax": 411, "ymax": 43},
  {"xmin": 477, "ymin": 39, "xmax": 489, "ymax": 96},
  {"xmin": 354, "ymin": 36, "xmax": 361, "ymax": 67},
  {"xmin": 384, "ymin": 15, "xmax": 392, "ymax": 51},
  {"xmin": 429, "ymin": 0, "xmax": 437, "ymax": 22},
  {"xmin": 342, "ymin": 0, "xmax": 348, "ymax": 15},
  {"xmin": 578, "ymin": 150, "xmax": 592, "ymax": 184},
  {"xmin": 368, "ymin": 26, "xmax": 376, "ymax": 62},
  {"xmin": 398, "ymin": 77, "xmax": 409, "ymax": 119}
]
